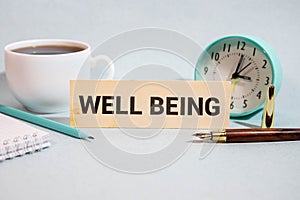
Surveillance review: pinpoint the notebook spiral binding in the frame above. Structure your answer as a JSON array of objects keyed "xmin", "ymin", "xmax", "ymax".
[{"xmin": 0, "ymin": 132, "xmax": 50, "ymax": 161}]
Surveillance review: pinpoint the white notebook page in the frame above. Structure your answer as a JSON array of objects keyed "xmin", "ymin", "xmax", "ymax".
[{"xmin": 0, "ymin": 113, "xmax": 50, "ymax": 161}]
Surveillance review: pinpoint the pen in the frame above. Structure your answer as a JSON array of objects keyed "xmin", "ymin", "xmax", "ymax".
[
  {"xmin": 0, "ymin": 105, "xmax": 93, "ymax": 140},
  {"xmin": 261, "ymin": 84, "xmax": 275, "ymax": 128},
  {"xmin": 193, "ymin": 128, "xmax": 300, "ymax": 143}
]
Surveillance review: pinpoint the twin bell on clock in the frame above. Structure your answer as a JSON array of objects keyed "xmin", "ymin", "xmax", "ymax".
[{"xmin": 194, "ymin": 35, "xmax": 282, "ymax": 117}]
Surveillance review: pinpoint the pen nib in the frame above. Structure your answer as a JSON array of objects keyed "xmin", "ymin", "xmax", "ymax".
[{"xmin": 192, "ymin": 132, "xmax": 211, "ymax": 140}]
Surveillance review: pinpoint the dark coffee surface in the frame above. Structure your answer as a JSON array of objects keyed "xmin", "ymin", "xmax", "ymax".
[{"xmin": 12, "ymin": 45, "xmax": 85, "ymax": 55}]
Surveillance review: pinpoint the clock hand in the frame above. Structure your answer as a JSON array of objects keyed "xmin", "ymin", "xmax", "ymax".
[
  {"xmin": 235, "ymin": 54, "xmax": 244, "ymax": 73},
  {"xmin": 231, "ymin": 75, "xmax": 251, "ymax": 93},
  {"xmin": 231, "ymin": 79, "xmax": 238, "ymax": 93},
  {"xmin": 237, "ymin": 62, "xmax": 252, "ymax": 74},
  {"xmin": 231, "ymin": 54, "xmax": 244, "ymax": 79},
  {"xmin": 236, "ymin": 75, "xmax": 252, "ymax": 81}
]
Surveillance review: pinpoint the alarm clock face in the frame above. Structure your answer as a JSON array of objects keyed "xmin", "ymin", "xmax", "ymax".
[{"xmin": 195, "ymin": 36, "xmax": 274, "ymax": 116}]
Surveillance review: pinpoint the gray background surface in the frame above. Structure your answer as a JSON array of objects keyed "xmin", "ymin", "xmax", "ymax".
[{"xmin": 0, "ymin": 0, "xmax": 300, "ymax": 199}]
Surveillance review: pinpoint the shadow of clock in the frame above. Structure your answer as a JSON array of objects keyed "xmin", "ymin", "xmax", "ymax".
[{"xmin": 230, "ymin": 108, "xmax": 263, "ymax": 128}]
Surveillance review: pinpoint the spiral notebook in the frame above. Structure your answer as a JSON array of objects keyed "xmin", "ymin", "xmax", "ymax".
[{"xmin": 0, "ymin": 113, "xmax": 50, "ymax": 161}]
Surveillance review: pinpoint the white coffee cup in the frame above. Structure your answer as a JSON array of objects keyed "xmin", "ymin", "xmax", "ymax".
[{"xmin": 5, "ymin": 39, "xmax": 114, "ymax": 113}]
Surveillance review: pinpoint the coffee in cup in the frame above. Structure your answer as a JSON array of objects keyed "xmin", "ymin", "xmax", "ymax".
[{"xmin": 5, "ymin": 39, "xmax": 114, "ymax": 113}]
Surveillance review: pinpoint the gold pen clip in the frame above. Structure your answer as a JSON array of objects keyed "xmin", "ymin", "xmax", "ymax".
[{"xmin": 261, "ymin": 84, "xmax": 275, "ymax": 128}]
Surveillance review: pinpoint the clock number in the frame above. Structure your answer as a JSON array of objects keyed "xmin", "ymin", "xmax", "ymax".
[
  {"xmin": 243, "ymin": 100, "xmax": 248, "ymax": 108},
  {"xmin": 265, "ymin": 76, "xmax": 270, "ymax": 85},
  {"xmin": 211, "ymin": 52, "xmax": 220, "ymax": 61},
  {"xmin": 262, "ymin": 59, "xmax": 267, "ymax": 69},
  {"xmin": 223, "ymin": 43, "xmax": 231, "ymax": 52},
  {"xmin": 256, "ymin": 91, "xmax": 262, "ymax": 99},
  {"xmin": 253, "ymin": 48, "xmax": 256, "ymax": 56},
  {"xmin": 230, "ymin": 101, "xmax": 234, "ymax": 110},
  {"xmin": 203, "ymin": 66, "xmax": 208, "ymax": 75},
  {"xmin": 237, "ymin": 41, "xmax": 246, "ymax": 50}
]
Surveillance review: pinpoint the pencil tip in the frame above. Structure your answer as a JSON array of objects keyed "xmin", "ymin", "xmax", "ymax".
[{"xmin": 88, "ymin": 136, "xmax": 95, "ymax": 140}]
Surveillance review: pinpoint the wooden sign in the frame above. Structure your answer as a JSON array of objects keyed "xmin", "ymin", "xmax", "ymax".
[{"xmin": 70, "ymin": 80, "xmax": 230, "ymax": 129}]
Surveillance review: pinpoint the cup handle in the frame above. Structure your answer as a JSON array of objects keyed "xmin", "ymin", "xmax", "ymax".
[{"xmin": 90, "ymin": 55, "xmax": 115, "ymax": 79}]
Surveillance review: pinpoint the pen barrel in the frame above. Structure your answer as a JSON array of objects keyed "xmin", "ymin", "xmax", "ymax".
[{"xmin": 225, "ymin": 128, "xmax": 300, "ymax": 143}]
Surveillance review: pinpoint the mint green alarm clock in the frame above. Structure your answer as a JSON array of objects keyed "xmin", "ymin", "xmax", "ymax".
[{"xmin": 194, "ymin": 35, "xmax": 282, "ymax": 117}]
